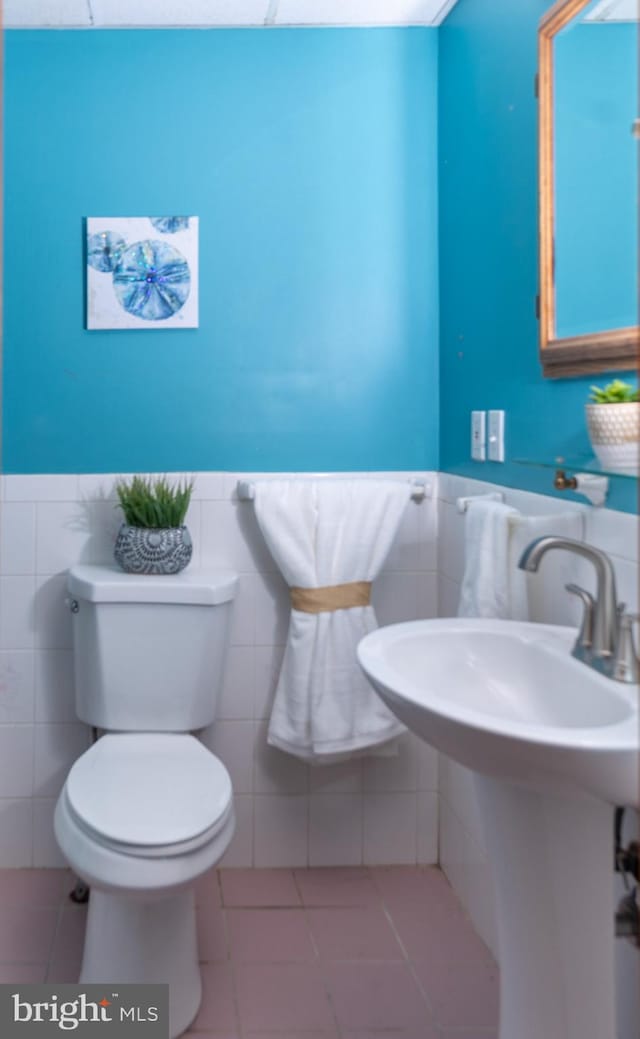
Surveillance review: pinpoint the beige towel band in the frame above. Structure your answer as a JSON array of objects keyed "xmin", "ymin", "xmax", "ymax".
[{"xmin": 290, "ymin": 580, "xmax": 372, "ymax": 614}]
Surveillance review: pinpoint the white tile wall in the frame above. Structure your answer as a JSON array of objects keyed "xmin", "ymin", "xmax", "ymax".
[
  {"xmin": 436, "ymin": 473, "xmax": 639, "ymax": 971},
  {"xmin": 0, "ymin": 467, "xmax": 635, "ymax": 883},
  {"xmin": 0, "ymin": 470, "xmax": 439, "ymax": 868}
]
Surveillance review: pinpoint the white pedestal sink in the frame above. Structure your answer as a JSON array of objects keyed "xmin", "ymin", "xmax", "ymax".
[{"xmin": 358, "ymin": 619, "xmax": 639, "ymax": 1039}]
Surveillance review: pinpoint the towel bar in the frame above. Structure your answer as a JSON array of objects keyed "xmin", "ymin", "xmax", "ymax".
[
  {"xmin": 236, "ymin": 478, "xmax": 432, "ymax": 503},
  {"xmin": 456, "ymin": 491, "xmax": 505, "ymax": 514}
]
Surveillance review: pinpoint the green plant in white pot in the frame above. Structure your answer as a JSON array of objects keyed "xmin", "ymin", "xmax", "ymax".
[
  {"xmin": 586, "ymin": 380, "xmax": 639, "ymax": 474},
  {"xmin": 114, "ymin": 475, "xmax": 194, "ymax": 574}
]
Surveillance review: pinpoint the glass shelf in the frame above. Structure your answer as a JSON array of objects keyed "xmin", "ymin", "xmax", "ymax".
[{"xmin": 513, "ymin": 456, "xmax": 638, "ymax": 481}]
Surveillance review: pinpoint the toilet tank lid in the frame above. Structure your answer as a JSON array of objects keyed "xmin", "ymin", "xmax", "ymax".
[{"xmin": 67, "ymin": 565, "xmax": 238, "ymax": 605}]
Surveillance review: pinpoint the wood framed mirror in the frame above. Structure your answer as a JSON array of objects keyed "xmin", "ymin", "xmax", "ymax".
[{"xmin": 538, "ymin": 0, "xmax": 639, "ymax": 378}]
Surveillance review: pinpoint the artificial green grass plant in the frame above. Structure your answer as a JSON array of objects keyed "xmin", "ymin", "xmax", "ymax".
[
  {"xmin": 116, "ymin": 475, "xmax": 193, "ymax": 529},
  {"xmin": 589, "ymin": 380, "xmax": 639, "ymax": 404}
]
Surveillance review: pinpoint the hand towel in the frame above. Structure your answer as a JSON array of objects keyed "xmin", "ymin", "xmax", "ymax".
[
  {"xmin": 457, "ymin": 499, "xmax": 523, "ymax": 619},
  {"xmin": 458, "ymin": 500, "xmax": 586, "ymax": 622},
  {"xmin": 252, "ymin": 479, "xmax": 411, "ymax": 763}
]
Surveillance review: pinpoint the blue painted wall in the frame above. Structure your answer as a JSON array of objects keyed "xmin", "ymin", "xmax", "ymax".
[
  {"xmin": 555, "ymin": 23, "xmax": 637, "ymax": 337},
  {"xmin": 3, "ymin": 29, "xmax": 439, "ymax": 474},
  {"xmin": 438, "ymin": 0, "xmax": 636, "ymax": 513}
]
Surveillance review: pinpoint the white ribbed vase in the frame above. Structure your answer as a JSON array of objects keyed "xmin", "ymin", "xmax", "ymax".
[{"xmin": 585, "ymin": 401, "xmax": 640, "ymax": 473}]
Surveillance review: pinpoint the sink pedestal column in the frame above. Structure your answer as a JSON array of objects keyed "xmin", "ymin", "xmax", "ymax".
[{"xmin": 474, "ymin": 775, "xmax": 616, "ymax": 1039}]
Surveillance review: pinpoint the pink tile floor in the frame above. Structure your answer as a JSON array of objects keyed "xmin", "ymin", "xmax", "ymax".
[{"xmin": 0, "ymin": 865, "xmax": 499, "ymax": 1039}]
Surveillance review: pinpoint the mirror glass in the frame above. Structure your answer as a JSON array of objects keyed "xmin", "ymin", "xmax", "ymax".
[
  {"xmin": 554, "ymin": 0, "xmax": 638, "ymax": 340},
  {"xmin": 538, "ymin": 0, "xmax": 639, "ymax": 377}
]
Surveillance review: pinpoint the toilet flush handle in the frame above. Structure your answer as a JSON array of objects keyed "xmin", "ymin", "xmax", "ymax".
[{"xmin": 65, "ymin": 597, "xmax": 80, "ymax": 614}]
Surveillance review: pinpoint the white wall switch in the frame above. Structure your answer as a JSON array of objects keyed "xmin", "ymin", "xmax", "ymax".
[
  {"xmin": 488, "ymin": 409, "xmax": 505, "ymax": 462},
  {"xmin": 471, "ymin": 410, "xmax": 486, "ymax": 461}
]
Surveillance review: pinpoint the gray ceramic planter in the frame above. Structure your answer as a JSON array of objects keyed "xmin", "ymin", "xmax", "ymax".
[{"xmin": 114, "ymin": 524, "xmax": 193, "ymax": 575}]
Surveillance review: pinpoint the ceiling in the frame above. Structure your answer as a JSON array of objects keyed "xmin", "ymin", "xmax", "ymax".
[
  {"xmin": 4, "ymin": 0, "xmax": 459, "ymax": 28},
  {"xmin": 583, "ymin": 0, "xmax": 639, "ymax": 20}
]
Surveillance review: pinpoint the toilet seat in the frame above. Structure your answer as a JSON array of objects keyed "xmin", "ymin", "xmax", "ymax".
[{"xmin": 65, "ymin": 732, "xmax": 233, "ymax": 858}]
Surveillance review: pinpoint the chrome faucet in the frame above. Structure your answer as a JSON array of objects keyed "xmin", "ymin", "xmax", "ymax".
[{"xmin": 518, "ymin": 536, "xmax": 639, "ymax": 683}]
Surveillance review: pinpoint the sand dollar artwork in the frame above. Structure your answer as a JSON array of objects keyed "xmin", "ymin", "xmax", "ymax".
[
  {"xmin": 86, "ymin": 216, "xmax": 199, "ymax": 329},
  {"xmin": 113, "ymin": 240, "xmax": 191, "ymax": 321}
]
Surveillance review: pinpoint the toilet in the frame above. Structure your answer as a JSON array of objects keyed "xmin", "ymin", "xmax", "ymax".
[{"xmin": 54, "ymin": 564, "xmax": 239, "ymax": 1039}]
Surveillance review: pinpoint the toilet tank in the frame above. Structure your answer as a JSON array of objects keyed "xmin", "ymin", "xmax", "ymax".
[{"xmin": 66, "ymin": 565, "xmax": 238, "ymax": 732}]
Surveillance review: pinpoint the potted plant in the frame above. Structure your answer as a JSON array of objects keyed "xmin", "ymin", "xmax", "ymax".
[
  {"xmin": 114, "ymin": 475, "xmax": 194, "ymax": 574},
  {"xmin": 586, "ymin": 380, "xmax": 639, "ymax": 473}
]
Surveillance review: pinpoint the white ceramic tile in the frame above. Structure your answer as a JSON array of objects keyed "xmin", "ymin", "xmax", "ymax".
[
  {"xmin": 0, "ymin": 652, "xmax": 35, "ymax": 724},
  {"xmin": 201, "ymin": 501, "xmax": 274, "ymax": 574},
  {"xmin": 372, "ymin": 572, "xmax": 419, "ymax": 627},
  {"xmin": 228, "ymin": 574, "xmax": 256, "ymax": 647},
  {"xmin": 609, "ymin": 554, "xmax": 639, "ymax": 614},
  {"xmin": 437, "ymin": 573, "xmax": 460, "ymax": 619},
  {"xmin": 363, "ymin": 792, "xmax": 417, "ymax": 865},
  {"xmin": 0, "ymin": 503, "xmax": 36, "ymax": 575},
  {"xmin": 309, "ymin": 757, "xmax": 363, "ymax": 794},
  {"xmin": 418, "ymin": 493, "xmax": 439, "ymax": 572},
  {"xmin": 309, "ymin": 794, "xmax": 364, "ymax": 866},
  {"xmin": 0, "ymin": 799, "xmax": 33, "ymax": 866},
  {"xmin": 253, "ymin": 794, "xmax": 308, "ymax": 867},
  {"xmin": 2, "ymin": 475, "xmax": 78, "ymax": 503},
  {"xmin": 217, "ymin": 646, "xmax": 254, "ymax": 720},
  {"xmin": 0, "ymin": 576, "xmax": 36, "ymax": 651},
  {"xmin": 585, "ymin": 507, "xmax": 639, "ymax": 563},
  {"xmin": 253, "ymin": 571, "xmax": 290, "ymax": 647},
  {"xmin": 253, "ymin": 644, "xmax": 285, "ymax": 720},
  {"xmin": 32, "ymin": 798, "xmax": 67, "ymax": 868},
  {"xmin": 417, "ymin": 791, "xmax": 439, "ymax": 864},
  {"xmin": 35, "ymin": 576, "xmax": 72, "ymax": 650},
  {"xmin": 76, "ymin": 473, "xmax": 119, "ymax": 502},
  {"xmin": 439, "ymin": 756, "xmax": 485, "ymax": 851},
  {"xmin": 86, "ymin": 500, "xmax": 123, "ymax": 566},
  {"xmin": 417, "ymin": 739, "xmax": 439, "ymax": 791},
  {"xmin": 33, "ymin": 723, "xmax": 90, "ymax": 798},
  {"xmin": 253, "ymin": 722, "xmax": 309, "ymax": 794},
  {"xmin": 438, "ymin": 500, "xmax": 466, "ymax": 584},
  {"xmin": 0, "ymin": 726, "xmax": 34, "ymax": 798},
  {"xmin": 416, "ymin": 571, "xmax": 438, "ymax": 619},
  {"xmin": 35, "ymin": 650, "xmax": 76, "ymax": 724},
  {"xmin": 439, "ymin": 801, "xmax": 498, "ymax": 958},
  {"xmin": 219, "ymin": 794, "xmax": 254, "ymax": 867},
  {"xmin": 189, "ymin": 472, "xmax": 225, "ymax": 500},
  {"xmin": 362, "ymin": 733, "xmax": 418, "ymax": 793},
  {"xmin": 200, "ymin": 720, "xmax": 254, "ymax": 794},
  {"xmin": 36, "ymin": 502, "xmax": 93, "ymax": 574}
]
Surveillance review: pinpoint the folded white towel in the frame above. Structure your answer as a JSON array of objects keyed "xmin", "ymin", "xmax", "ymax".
[
  {"xmin": 252, "ymin": 478, "xmax": 411, "ymax": 763},
  {"xmin": 457, "ymin": 500, "xmax": 523, "ymax": 619},
  {"xmin": 458, "ymin": 500, "xmax": 585, "ymax": 622}
]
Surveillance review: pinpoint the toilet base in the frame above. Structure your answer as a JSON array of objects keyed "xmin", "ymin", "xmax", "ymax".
[{"xmin": 80, "ymin": 888, "xmax": 201, "ymax": 1039}]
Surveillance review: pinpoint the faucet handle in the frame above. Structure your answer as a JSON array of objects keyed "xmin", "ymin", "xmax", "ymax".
[
  {"xmin": 613, "ymin": 612, "xmax": 640, "ymax": 684},
  {"xmin": 565, "ymin": 583, "xmax": 594, "ymax": 654}
]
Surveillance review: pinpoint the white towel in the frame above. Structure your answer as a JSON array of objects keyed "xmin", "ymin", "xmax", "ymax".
[
  {"xmin": 252, "ymin": 479, "xmax": 410, "ymax": 763},
  {"xmin": 458, "ymin": 500, "xmax": 585, "ymax": 622},
  {"xmin": 457, "ymin": 500, "xmax": 524, "ymax": 619}
]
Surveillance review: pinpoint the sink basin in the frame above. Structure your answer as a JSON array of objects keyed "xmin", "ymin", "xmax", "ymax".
[
  {"xmin": 358, "ymin": 618, "xmax": 640, "ymax": 1039},
  {"xmin": 358, "ymin": 618, "xmax": 639, "ymax": 806}
]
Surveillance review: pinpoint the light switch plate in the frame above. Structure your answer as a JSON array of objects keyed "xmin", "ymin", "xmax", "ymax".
[
  {"xmin": 488, "ymin": 410, "xmax": 505, "ymax": 462},
  {"xmin": 471, "ymin": 410, "xmax": 486, "ymax": 461}
]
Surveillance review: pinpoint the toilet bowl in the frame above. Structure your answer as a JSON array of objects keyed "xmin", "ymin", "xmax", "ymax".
[
  {"xmin": 55, "ymin": 565, "xmax": 239, "ymax": 1039},
  {"xmin": 55, "ymin": 733, "xmax": 234, "ymax": 1038}
]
